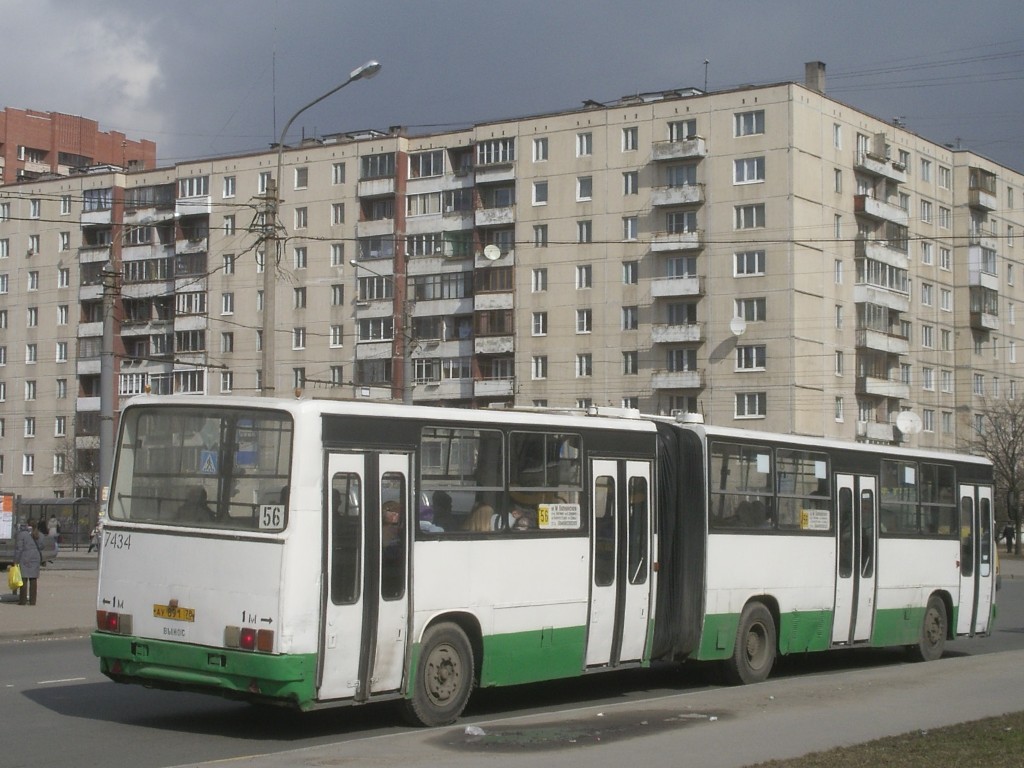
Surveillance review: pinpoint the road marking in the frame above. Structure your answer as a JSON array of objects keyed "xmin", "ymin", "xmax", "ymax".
[{"xmin": 38, "ymin": 677, "xmax": 87, "ymax": 684}]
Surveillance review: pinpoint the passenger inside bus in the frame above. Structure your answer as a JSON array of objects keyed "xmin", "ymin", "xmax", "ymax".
[
  {"xmin": 178, "ymin": 487, "xmax": 215, "ymax": 523},
  {"xmin": 464, "ymin": 503, "xmax": 496, "ymax": 532}
]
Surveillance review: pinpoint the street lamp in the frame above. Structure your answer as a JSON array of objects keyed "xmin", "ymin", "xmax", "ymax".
[
  {"xmin": 350, "ymin": 259, "xmax": 414, "ymax": 404},
  {"xmin": 262, "ymin": 60, "xmax": 381, "ymax": 396}
]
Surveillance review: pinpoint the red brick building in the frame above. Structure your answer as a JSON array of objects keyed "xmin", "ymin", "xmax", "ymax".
[{"xmin": 0, "ymin": 107, "xmax": 156, "ymax": 182}]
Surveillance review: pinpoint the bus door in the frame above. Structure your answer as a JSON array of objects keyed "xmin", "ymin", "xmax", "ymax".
[
  {"xmin": 832, "ymin": 474, "xmax": 877, "ymax": 645},
  {"xmin": 586, "ymin": 459, "xmax": 652, "ymax": 668},
  {"xmin": 956, "ymin": 484, "xmax": 994, "ymax": 636},
  {"xmin": 318, "ymin": 452, "xmax": 411, "ymax": 702}
]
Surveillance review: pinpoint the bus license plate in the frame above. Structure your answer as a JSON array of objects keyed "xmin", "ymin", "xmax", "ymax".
[{"xmin": 153, "ymin": 604, "xmax": 195, "ymax": 622}]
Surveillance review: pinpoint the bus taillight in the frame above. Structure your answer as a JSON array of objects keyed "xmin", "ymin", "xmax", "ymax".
[
  {"xmin": 96, "ymin": 610, "xmax": 133, "ymax": 635},
  {"xmin": 224, "ymin": 625, "xmax": 274, "ymax": 652}
]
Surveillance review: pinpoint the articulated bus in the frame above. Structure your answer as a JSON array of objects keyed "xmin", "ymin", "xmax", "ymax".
[{"xmin": 91, "ymin": 396, "xmax": 995, "ymax": 725}]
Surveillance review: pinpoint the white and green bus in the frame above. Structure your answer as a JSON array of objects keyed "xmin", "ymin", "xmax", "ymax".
[{"xmin": 92, "ymin": 396, "xmax": 996, "ymax": 725}]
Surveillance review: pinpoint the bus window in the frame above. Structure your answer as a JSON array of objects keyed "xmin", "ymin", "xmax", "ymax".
[
  {"xmin": 880, "ymin": 460, "xmax": 919, "ymax": 535},
  {"xmin": 508, "ymin": 432, "xmax": 583, "ymax": 532},
  {"xmin": 331, "ymin": 473, "xmax": 361, "ymax": 605},
  {"xmin": 838, "ymin": 487, "xmax": 853, "ymax": 578},
  {"xmin": 860, "ymin": 489, "xmax": 875, "ymax": 578},
  {"xmin": 627, "ymin": 477, "xmax": 648, "ymax": 585},
  {"xmin": 381, "ymin": 473, "xmax": 406, "ymax": 600},
  {"xmin": 594, "ymin": 476, "xmax": 615, "ymax": 586},
  {"xmin": 709, "ymin": 442, "xmax": 773, "ymax": 530},
  {"xmin": 419, "ymin": 427, "xmax": 503, "ymax": 531},
  {"xmin": 979, "ymin": 496, "xmax": 992, "ymax": 576},
  {"xmin": 960, "ymin": 496, "xmax": 975, "ymax": 576},
  {"xmin": 776, "ymin": 449, "xmax": 830, "ymax": 531},
  {"xmin": 920, "ymin": 463, "xmax": 956, "ymax": 535},
  {"xmin": 109, "ymin": 406, "xmax": 293, "ymax": 532}
]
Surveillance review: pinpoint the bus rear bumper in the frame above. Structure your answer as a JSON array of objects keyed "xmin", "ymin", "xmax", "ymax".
[{"xmin": 91, "ymin": 631, "xmax": 317, "ymax": 708}]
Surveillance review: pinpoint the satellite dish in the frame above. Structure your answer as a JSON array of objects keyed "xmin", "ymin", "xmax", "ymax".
[
  {"xmin": 896, "ymin": 411, "xmax": 923, "ymax": 435},
  {"xmin": 729, "ymin": 317, "xmax": 747, "ymax": 337},
  {"xmin": 483, "ymin": 244, "xmax": 501, "ymax": 261}
]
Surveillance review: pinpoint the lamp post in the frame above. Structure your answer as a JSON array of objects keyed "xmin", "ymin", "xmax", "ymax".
[
  {"xmin": 262, "ymin": 60, "xmax": 381, "ymax": 396},
  {"xmin": 350, "ymin": 260, "xmax": 414, "ymax": 404}
]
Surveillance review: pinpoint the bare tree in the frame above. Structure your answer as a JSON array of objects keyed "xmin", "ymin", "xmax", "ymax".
[
  {"xmin": 53, "ymin": 435, "xmax": 100, "ymax": 501},
  {"xmin": 972, "ymin": 397, "xmax": 1023, "ymax": 555}
]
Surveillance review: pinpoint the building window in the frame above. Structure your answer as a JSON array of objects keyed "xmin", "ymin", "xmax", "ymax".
[
  {"xmin": 577, "ymin": 220, "xmax": 593, "ymax": 243},
  {"xmin": 531, "ymin": 356, "xmax": 548, "ymax": 380},
  {"xmin": 332, "ymin": 162, "xmax": 346, "ymax": 185},
  {"xmin": 223, "ymin": 176, "xmax": 236, "ymax": 198},
  {"xmin": 623, "ymin": 261, "xmax": 638, "ymax": 284},
  {"xmin": 623, "ymin": 171, "xmax": 639, "ymax": 195},
  {"xmin": 734, "ymin": 110, "xmax": 765, "ymax": 136},
  {"xmin": 734, "ymin": 250, "xmax": 765, "ymax": 276},
  {"xmin": 293, "ymin": 287, "xmax": 306, "ymax": 309},
  {"xmin": 622, "ymin": 306, "xmax": 638, "ymax": 331},
  {"xmin": 974, "ymin": 373, "xmax": 984, "ymax": 395},
  {"xmin": 834, "ymin": 397, "xmax": 844, "ymax": 422},
  {"xmin": 623, "ymin": 216, "xmax": 638, "ymax": 240},
  {"xmin": 920, "ymin": 199, "xmax": 932, "ymax": 223},
  {"xmin": 921, "ymin": 282, "xmax": 933, "ymax": 306},
  {"xmin": 940, "ymin": 288, "xmax": 952, "ymax": 312},
  {"xmin": 22, "ymin": 454, "xmax": 34, "ymax": 476},
  {"xmin": 56, "ymin": 341, "xmax": 67, "ymax": 362},
  {"xmin": 532, "ymin": 137, "xmax": 548, "ymax": 162},
  {"xmin": 735, "ymin": 297, "xmax": 766, "ymax": 322},
  {"xmin": 923, "ymin": 367, "xmax": 934, "ymax": 391},
  {"xmin": 577, "ymin": 176, "xmax": 593, "ymax": 201},
  {"xmin": 576, "ymin": 309, "xmax": 592, "ymax": 333},
  {"xmin": 532, "ymin": 311, "xmax": 548, "ymax": 336},
  {"xmin": 331, "ymin": 243, "xmax": 345, "ymax": 266},
  {"xmin": 922, "ymin": 324, "xmax": 934, "ymax": 348},
  {"xmin": 294, "ymin": 207, "xmax": 308, "ymax": 229},
  {"xmin": 735, "ymin": 203, "xmax": 765, "ymax": 229},
  {"xmin": 331, "ymin": 203, "xmax": 345, "ymax": 225},
  {"xmin": 532, "ymin": 268, "xmax": 548, "ymax": 292},
  {"xmin": 669, "ymin": 119, "xmax": 697, "ymax": 141},
  {"xmin": 292, "ymin": 327, "xmax": 306, "ymax": 350},
  {"xmin": 221, "ymin": 332, "xmax": 234, "ymax": 353},
  {"xmin": 941, "ymin": 369, "xmax": 953, "ymax": 393},
  {"xmin": 576, "ymin": 353, "xmax": 593, "ymax": 377},
  {"xmin": 221, "ymin": 292, "xmax": 234, "ymax": 314},
  {"xmin": 332, "ymin": 284, "xmax": 345, "ymax": 305},
  {"xmin": 736, "ymin": 344, "xmax": 766, "ymax": 370},
  {"xmin": 576, "ymin": 132, "xmax": 592, "ymax": 157},
  {"xmin": 835, "ymin": 351, "xmax": 844, "ymax": 376},
  {"xmin": 920, "ymin": 158, "xmax": 932, "ymax": 183},
  {"xmin": 576, "ymin": 264, "xmax": 592, "ymax": 289},
  {"xmin": 622, "ymin": 126, "xmax": 639, "ymax": 151},
  {"xmin": 532, "ymin": 181, "xmax": 548, "ymax": 205},
  {"xmin": 623, "ymin": 351, "xmax": 638, "ymax": 375},
  {"xmin": 735, "ymin": 392, "xmax": 767, "ymax": 418},
  {"xmin": 733, "ymin": 157, "xmax": 765, "ymax": 184},
  {"xmin": 220, "ymin": 371, "xmax": 234, "ymax": 393},
  {"xmin": 330, "ymin": 325, "xmax": 344, "ymax": 347},
  {"xmin": 534, "ymin": 224, "xmax": 548, "ymax": 247}
]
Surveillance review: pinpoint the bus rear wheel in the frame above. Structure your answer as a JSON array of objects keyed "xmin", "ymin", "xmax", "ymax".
[
  {"xmin": 403, "ymin": 622, "xmax": 474, "ymax": 727},
  {"xmin": 908, "ymin": 596, "xmax": 947, "ymax": 662},
  {"xmin": 722, "ymin": 602, "xmax": 776, "ymax": 685}
]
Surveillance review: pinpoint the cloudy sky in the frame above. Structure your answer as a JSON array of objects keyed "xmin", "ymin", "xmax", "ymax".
[{"xmin": 2, "ymin": 0, "xmax": 1022, "ymax": 171}]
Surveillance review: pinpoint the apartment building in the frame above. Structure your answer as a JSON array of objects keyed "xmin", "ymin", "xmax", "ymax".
[
  {"xmin": 0, "ymin": 62, "xmax": 1021, "ymax": 499},
  {"xmin": 0, "ymin": 107, "xmax": 155, "ymax": 183}
]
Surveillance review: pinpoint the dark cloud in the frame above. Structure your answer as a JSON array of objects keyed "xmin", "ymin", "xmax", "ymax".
[{"xmin": 2, "ymin": 0, "xmax": 1021, "ymax": 170}]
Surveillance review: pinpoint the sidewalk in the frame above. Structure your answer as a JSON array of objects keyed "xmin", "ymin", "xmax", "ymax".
[{"xmin": 0, "ymin": 552, "xmax": 98, "ymax": 641}]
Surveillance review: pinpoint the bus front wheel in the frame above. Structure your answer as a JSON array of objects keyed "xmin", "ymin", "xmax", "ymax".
[
  {"xmin": 722, "ymin": 602, "xmax": 777, "ymax": 685},
  {"xmin": 403, "ymin": 622, "xmax": 475, "ymax": 727},
  {"xmin": 908, "ymin": 596, "xmax": 947, "ymax": 662}
]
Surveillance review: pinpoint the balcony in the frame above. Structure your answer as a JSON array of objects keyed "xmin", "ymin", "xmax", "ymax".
[
  {"xmin": 854, "ymin": 151, "xmax": 907, "ymax": 184},
  {"xmin": 475, "ymin": 335, "xmax": 514, "ymax": 355},
  {"xmin": 651, "ymin": 230, "xmax": 702, "ymax": 252},
  {"xmin": 474, "ymin": 293, "xmax": 513, "ymax": 311},
  {"xmin": 650, "ymin": 184, "xmax": 704, "ymax": 207},
  {"xmin": 651, "ymin": 322, "xmax": 703, "ymax": 344},
  {"xmin": 652, "ymin": 136, "xmax": 707, "ymax": 161},
  {"xmin": 650, "ymin": 276, "xmax": 703, "ymax": 297},
  {"xmin": 853, "ymin": 195, "xmax": 909, "ymax": 226},
  {"xmin": 650, "ymin": 369, "xmax": 704, "ymax": 390},
  {"xmin": 853, "ymin": 284, "xmax": 910, "ymax": 313},
  {"xmin": 413, "ymin": 378, "xmax": 474, "ymax": 401},
  {"xmin": 475, "ymin": 205, "xmax": 515, "ymax": 227},
  {"xmin": 856, "ymin": 376, "xmax": 909, "ymax": 400},
  {"xmin": 175, "ymin": 195, "xmax": 211, "ymax": 218},
  {"xmin": 855, "ymin": 237, "xmax": 908, "ymax": 270},
  {"xmin": 970, "ymin": 311, "xmax": 999, "ymax": 331},
  {"xmin": 969, "ymin": 187, "xmax": 997, "ymax": 211},
  {"xmin": 358, "ymin": 177, "xmax": 395, "ymax": 197},
  {"xmin": 855, "ymin": 329, "xmax": 909, "ymax": 355},
  {"xmin": 856, "ymin": 421, "xmax": 897, "ymax": 442},
  {"xmin": 356, "ymin": 218, "xmax": 395, "ymax": 238},
  {"xmin": 474, "ymin": 378, "xmax": 515, "ymax": 398}
]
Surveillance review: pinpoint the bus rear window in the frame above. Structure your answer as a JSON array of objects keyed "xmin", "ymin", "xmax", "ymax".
[{"xmin": 110, "ymin": 406, "xmax": 293, "ymax": 531}]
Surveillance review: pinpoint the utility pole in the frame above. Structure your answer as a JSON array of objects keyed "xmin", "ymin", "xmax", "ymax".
[
  {"xmin": 99, "ymin": 266, "xmax": 119, "ymax": 505},
  {"xmin": 261, "ymin": 178, "xmax": 278, "ymax": 396}
]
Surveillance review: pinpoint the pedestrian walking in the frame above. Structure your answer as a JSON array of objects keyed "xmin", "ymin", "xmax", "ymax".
[
  {"xmin": 13, "ymin": 521, "xmax": 43, "ymax": 606},
  {"xmin": 87, "ymin": 524, "xmax": 99, "ymax": 553},
  {"xmin": 1003, "ymin": 522, "xmax": 1016, "ymax": 554}
]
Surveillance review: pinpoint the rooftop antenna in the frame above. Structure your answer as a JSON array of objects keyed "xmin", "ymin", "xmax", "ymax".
[{"xmin": 704, "ymin": 59, "xmax": 709, "ymax": 92}]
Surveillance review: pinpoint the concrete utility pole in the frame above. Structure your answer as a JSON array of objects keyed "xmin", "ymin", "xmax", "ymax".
[
  {"xmin": 99, "ymin": 266, "xmax": 119, "ymax": 504},
  {"xmin": 261, "ymin": 60, "xmax": 381, "ymax": 397},
  {"xmin": 350, "ymin": 260, "xmax": 413, "ymax": 404}
]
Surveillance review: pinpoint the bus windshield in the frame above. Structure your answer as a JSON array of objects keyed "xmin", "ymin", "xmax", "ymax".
[{"xmin": 109, "ymin": 405, "xmax": 294, "ymax": 531}]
